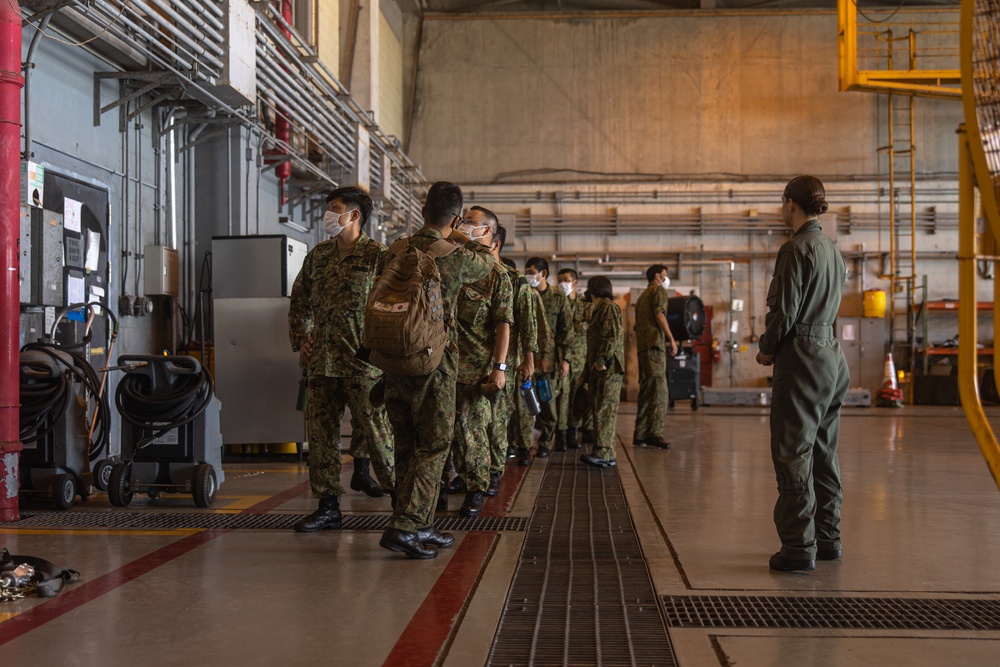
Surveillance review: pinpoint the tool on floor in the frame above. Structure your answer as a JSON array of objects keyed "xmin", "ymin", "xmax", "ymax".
[
  {"xmin": 108, "ymin": 355, "xmax": 224, "ymax": 507},
  {"xmin": 0, "ymin": 549, "xmax": 80, "ymax": 600},
  {"xmin": 877, "ymin": 353, "xmax": 904, "ymax": 408}
]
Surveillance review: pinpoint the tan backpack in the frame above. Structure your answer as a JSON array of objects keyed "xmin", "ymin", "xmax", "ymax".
[{"xmin": 363, "ymin": 236, "xmax": 458, "ymax": 376}]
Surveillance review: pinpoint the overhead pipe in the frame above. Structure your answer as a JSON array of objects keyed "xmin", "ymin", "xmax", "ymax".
[{"xmin": 0, "ymin": 0, "xmax": 23, "ymax": 522}]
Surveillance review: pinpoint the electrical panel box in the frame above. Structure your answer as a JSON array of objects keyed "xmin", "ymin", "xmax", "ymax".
[
  {"xmin": 144, "ymin": 245, "xmax": 179, "ymax": 296},
  {"xmin": 19, "ymin": 205, "xmax": 32, "ymax": 304},
  {"xmin": 32, "ymin": 208, "xmax": 64, "ymax": 307},
  {"xmin": 212, "ymin": 235, "xmax": 307, "ymax": 298},
  {"xmin": 207, "ymin": 0, "xmax": 256, "ymax": 107}
]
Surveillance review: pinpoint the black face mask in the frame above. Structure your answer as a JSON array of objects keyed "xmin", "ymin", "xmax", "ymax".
[{"xmin": 583, "ymin": 289, "xmax": 593, "ymax": 303}]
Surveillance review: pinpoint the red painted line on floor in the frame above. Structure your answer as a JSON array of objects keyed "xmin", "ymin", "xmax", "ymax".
[
  {"xmin": 0, "ymin": 476, "xmax": 310, "ymax": 644},
  {"xmin": 382, "ymin": 532, "xmax": 498, "ymax": 667},
  {"xmin": 0, "ymin": 529, "xmax": 221, "ymax": 646},
  {"xmin": 482, "ymin": 462, "xmax": 528, "ymax": 516},
  {"xmin": 241, "ymin": 478, "xmax": 311, "ymax": 514}
]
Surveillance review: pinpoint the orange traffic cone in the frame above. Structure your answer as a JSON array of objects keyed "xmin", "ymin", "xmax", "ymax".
[{"xmin": 877, "ymin": 353, "xmax": 904, "ymax": 408}]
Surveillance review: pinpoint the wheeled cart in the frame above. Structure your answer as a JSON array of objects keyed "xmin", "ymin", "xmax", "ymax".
[
  {"xmin": 109, "ymin": 355, "xmax": 224, "ymax": 508},
  {"xmin": 667, "ymin": 347, "xmax": 700, "ymax": 411}
]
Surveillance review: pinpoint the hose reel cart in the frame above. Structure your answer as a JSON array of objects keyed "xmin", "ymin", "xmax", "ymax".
[
  {"xmin": 18, "ymin": 304, "xmax": 114, "ymax": 509},
  {"xmin": 109, "ymin": 355, "xmax": 224, "ymax": 507},
  {"xmin": 666, "ymin": 295, "xmax": 707, "ymax": 411}
]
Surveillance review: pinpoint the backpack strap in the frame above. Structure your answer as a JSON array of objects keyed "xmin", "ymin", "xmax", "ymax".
[
  {"xmin": 388, "ymin": 236, "xmax": 411, "ymax": 256},
  {"xmin": 427, "ymin": 238, "xmax": 459, "ymax": 259}
]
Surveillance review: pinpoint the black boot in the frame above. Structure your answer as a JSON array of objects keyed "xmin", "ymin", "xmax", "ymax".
[
  {"xmin": 486, "ymin": 472, "xmax": 501, "ymax": 497},
  {"xmin": 460, "ymin": 491, "xmax": 484, "ymax": 517},
  {"xmin": 506, "ymin": 445, "xmax": 517, "ymax": 459},
  {"xmin": 554, "ymin": 430, "xmax": 567, "ymax": 452},
  {"xmin": 380, "ymin": 528, "xmax": 438, "ymax": 559},
  {"xmin": 437, "ymin": 481, "xmax": 448, "ymax": 511},
  {"xmin": 536, "ymin": 443, "xmax": 551, "ymax": 458},
  {"xmin": 517, "ymin": 447, "xmax": 532, "ymax": 466},
  {"xmin": 293, "ymin": 495, "xmax": 342, "ymax": 532},
  {"xmin": 566, "ymin": 427, "xmax": 580, "ymax": 449},
  {"xmin": 446, "ymin": 476, "xmax": 467, "ymax": 494},
  {"xmin": 581, "ymin": 429, "xmax": 595, "ymax": 445},
  {"xmin": 350, "ymin": 459, "xmax": 385, "ymax": 497}
]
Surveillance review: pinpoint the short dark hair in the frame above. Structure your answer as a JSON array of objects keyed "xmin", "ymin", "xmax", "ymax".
[
  {"xmin": 783, "ymin": 175, "xmax": 828, "ymax": 217},
  {"xmin": 494, "ymin": 223, "xmax": 507, "ymax": 252},
  {"xmin": 557, "ymin": 268, "xmax": 578, "ymax": 281},
  {"xmin": 646, "ymin": 264, "xmax": 668, "ymax": 283},
  {"xmin": 424, "ymin": 181, "xmax": 464, "ymax": 226},
  {"xmin": 501, "ymin": 257, "xmax": 517, "ymax": 269},
  {"xmin": 327, "ymin": 186, "xmax": 374, "ymax": 229},
  {"xmin": 470, "ymin": 206, "xmax": 499, "ymax": 236},
  {"xmin": 525, "ymin": 257, "xmax": 549, "ymax": 276},
  {"xmin": 587, "ymin": 275, "xmax": 614, "ymax": 300}
]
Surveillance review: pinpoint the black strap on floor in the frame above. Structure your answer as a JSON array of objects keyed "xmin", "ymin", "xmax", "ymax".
[{"xmin": 487, "ymin": 453, "xmax": 677, "ymax": 666}]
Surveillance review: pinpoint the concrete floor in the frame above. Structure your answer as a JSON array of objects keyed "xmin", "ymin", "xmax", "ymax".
[{"xmin": 1, "ymin": 404, "xmax": 999, "ymax": 666}]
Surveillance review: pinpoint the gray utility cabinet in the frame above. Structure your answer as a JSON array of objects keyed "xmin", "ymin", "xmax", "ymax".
[
  {"xmin": 213, "ymin": 235, "xmax": 307, "ymax": 445},
  {"xmin": 837, "ymin": 317, "xmax": 887, "ymax": 395}
]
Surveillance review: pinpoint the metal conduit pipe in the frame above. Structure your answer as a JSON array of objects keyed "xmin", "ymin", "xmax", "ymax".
[
  {"xmin": 143, "ymin": 0, "xmax": 225, "ymax": 48},
  {"xmin": 68, "ymin": 2, "xmax": 202, "ymax": 74},
  {"xmin": 255, "ymin": 76, "xmax": 354, "ymax": 166},
  {"xmin": 22, "ymin": 13, "xmax": 53, "ymax": 160},
  {"xmin": 112, "ymin": 0, "xmax": 224, "ymax": 65},
  {"xmin": 190, "ymin": 1, "xmax": 225, "ymax": 30},
  {"xmin": 0, "ymin": 0, "xmax": 23, "ymax": 522},
  {"xmin": 254, "ymin": 64, "xmax": 356, "ymax": 160}
]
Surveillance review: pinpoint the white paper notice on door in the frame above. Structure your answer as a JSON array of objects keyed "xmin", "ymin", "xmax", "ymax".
[
  {"xmin": 67, "ymin": 274, "xmax": 85, "ymax": 305},
  {"xmin": 842, "ymin": 324, "xmax": 856, "ymax": 341},
  {"xmin": 64, "ymin": 198, "xmax": 83, "ymax": 233}
]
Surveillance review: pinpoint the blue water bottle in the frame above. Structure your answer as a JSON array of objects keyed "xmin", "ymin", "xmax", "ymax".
[
  {"xmin": 536, "ymin": 374, "xmax": 553, "ymax": 402},
  {"xmin": 520, "ymin": 379, "xmax": 542, "ymax": 416}
]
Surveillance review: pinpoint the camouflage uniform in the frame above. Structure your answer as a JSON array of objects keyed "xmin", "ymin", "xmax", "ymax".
[
  {"xmin": 511, "ymin": 288, "xmax": 550, "ymax": 451},
  {"xmin": 633, "ymin": 282, "xmax": 671, "ymax": 442},
  {"xmin": 584, "ymin": 299, "xmax": 625, "ymax": 461},
  {"xmin": 452, "ymin": 264, "xmax": 513, "ymax": 492},
  {"xmin": 383, "ymin": 228, "xmax": 495, "ymax": 533},
  {"xmin": 288, "ymin": 232, "xmax": 394, "ymax": 498},
  {"xmin": 535, "ymin": 286, "xmax": 574, "ymax": 448},
  {"xmin": 558, "ymin": 296, "xmax": 592, "ymax": 431},
  {"xmin": 490, "ymin": 266, "xmax": 539, "ymax": 472}
]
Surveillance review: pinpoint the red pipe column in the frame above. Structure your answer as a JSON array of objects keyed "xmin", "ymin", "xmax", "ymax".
[
  {"xmin": 274, "ymin": 0, "xmax": 292, "ymax": 205},
  {"xmin": 0, "ymin": 1, "xmax": 22, "ymax": 523}
]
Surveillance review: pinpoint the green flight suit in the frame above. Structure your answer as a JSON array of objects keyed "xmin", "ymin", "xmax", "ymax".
[
  {"xmin": 633, "ymin": 282, "xmax": 671, "ymax": 442},
  {"xmin": 759, "ymin": 219, "xmax": 850, "ymax": 561},
  {"xmin": 288, "ymin": 232, "xmax": 394, "ymax": 499},
  {"xmin": 534, "ymin": 285, "xmax": 574, "ymax": 448},
  {"xmin": 583, "ymin": 299, "xmax": 625, "ymax": 461},
  {"xmin": 383, "ymin": 228, "xmax": 494, "ymax": 533},
  {"xmin": 452, "ymin": 264, "xmax": 513, "ymax": 492}
]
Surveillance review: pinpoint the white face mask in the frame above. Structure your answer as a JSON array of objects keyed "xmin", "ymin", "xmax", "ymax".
[
  {"xmin": 661, "ymin": 275, "xmax": 671, "ymax": 290},
  {"xmin": 527, "ymin": 274, "xmax": 542, "ymax": 289},
  {"xmin": 558, "ymin": 282, "xmax": 574, "ymax": 297},
  {"xmin": 323, "ymin": 210, "xmax": 354, "ymax": 238},
  {"xmin": 457, "ymin": 223, "xmax": 488, "ymax": 242}
]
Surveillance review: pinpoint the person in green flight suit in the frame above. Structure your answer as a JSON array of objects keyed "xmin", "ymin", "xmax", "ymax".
[
  {"xmin": 579, "ymin": 276, "xmax": 625, "ymax": 469},
  {"xmin": 756, "ymin": 175, "xmax": 850, "ymax": 572},
  {"xmin": 288, "ymin": 187, "xmax": 395, "ymax": 532},
  {"xmin": 633, "ymin": 264, "xmax": 679, "ymax": 449}
]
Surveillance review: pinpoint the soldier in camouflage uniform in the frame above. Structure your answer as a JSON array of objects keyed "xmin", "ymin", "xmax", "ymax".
[
  {"xmin": 447, "ymin": 206, "xmax": 512, "ymax": 517},
  {"xmin": 501, "ymin": 258, "xmax": 545, "ymax": 467},
  {"xmin": 288, "ymin": 187, "xmax": 394, "ymax": 532},
  {"xmin": 524, "ymin": 257, "xmax": 575, "ymax": 457},
  {"xmin": 555, "ymin": 268, "xmax": 591, "ymax": 450},
  {"xmin": 633, "ymin": 264, "xmax": 679, "ymax": 449},
  {"xmin": 379, "ymin": 182, "xmax": 497, "ymax": 559},
  {"xmin": 580, "ymin": 276, "xmax": 625, "ymax": 469}
]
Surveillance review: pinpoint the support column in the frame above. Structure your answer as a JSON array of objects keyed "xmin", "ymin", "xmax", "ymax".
[{"xmin": 346, "ymin": 0, "xmax": 380, "ymax": 123}]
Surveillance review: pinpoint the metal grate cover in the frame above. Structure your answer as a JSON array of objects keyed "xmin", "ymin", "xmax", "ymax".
[
  {"xmin": 14, "ymin": 511, "xmax": 527, "ymax": 533},
  {"xmin": 664, "ymin": 595, "xmax": 1000, "ymax": 630},
  {"xmin": 488, "ymin": 455, "xmax": 677, "ymax": 667}
]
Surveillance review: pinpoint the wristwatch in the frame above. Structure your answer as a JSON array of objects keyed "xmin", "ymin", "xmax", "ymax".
[{"xmin": 495, "ymin": 362, "xmax": 508, "ymax": 371}]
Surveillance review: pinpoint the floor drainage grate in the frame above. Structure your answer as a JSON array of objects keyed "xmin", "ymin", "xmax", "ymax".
[
  {"xmin": 14, "ymin": 511, "xmax": 527, "ymax": 533},
  {"xmin": 663, "ymin": 595, "xmax": 1000, "ymax": 630},
  {"xmin": 488, "ymin": 454, "xmax": 677, "ymax": 667}
]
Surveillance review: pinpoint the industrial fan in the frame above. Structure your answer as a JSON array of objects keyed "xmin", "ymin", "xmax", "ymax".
[{"xmin": 958, "ymin": 0, "xmax": 1000, "ymax": 489}]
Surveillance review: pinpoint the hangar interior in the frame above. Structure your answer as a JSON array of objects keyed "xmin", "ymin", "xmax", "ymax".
[{"xmin": 2, "ymin": 0, "xmax": 1000, "ymax": 665}]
